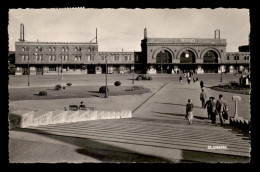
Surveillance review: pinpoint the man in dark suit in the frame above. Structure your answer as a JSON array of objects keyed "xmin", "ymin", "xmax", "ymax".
[{"xmin": 216, "ymin": 94, "xmax": 228, "ymax": 126}]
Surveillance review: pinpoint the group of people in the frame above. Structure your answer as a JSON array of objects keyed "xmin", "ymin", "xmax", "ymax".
[
  {"xmin": 200, "ymin": 89, "xmax": 228, "ymax": 125},
  {"xmin": 179, "ymin": 75, "xmax": 199, "ymax": 84},
  {"xmin": 185, "ymin": 86, "xmax": 228, "ymax": 126}
]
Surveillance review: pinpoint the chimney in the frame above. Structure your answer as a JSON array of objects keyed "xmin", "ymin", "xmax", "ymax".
[
  {"xmin": 215, "ymin": 29, "xmax": 220, "ymax": 39},
  {"xmin": 20, "ymin": 23, "xmax": 24, "ymax": 42},
  {"xmin": 144, "ymin": 28, "xmax": 147, "ymax": 39},
  {"xmin": 96, "ymin": 28, "xmax": 97, "ymax": 43}
]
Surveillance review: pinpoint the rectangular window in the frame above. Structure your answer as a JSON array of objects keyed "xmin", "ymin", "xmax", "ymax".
[
  {"xmin": 227, "ymin": 56, "xmax": 229, "ymax": 60},
  {"xmin": 87, "ymin": 55, "xmax": 90, "ymax": 61},
  {"xmin": 26, "ymin": 55, "xmax": 29, "ymax": 61},
  {"xmin": 125, "ymin": 56, "xmax": 128, "ymax": 61},
  {"xmin": 49, "ymin": 66, "xmax": 56, "ymax": 71},
  {"xmin": 66, "ymin": 55, "xmax": 68, "ymax": 61},
  {"xmin": 49, "ymin": 55, "xmax": 52, "ymax": 61},
  {"xmin": 114, "ymin": 55, "xmax": 119, "ymax": 61},
  {"xmin": 22, "ymin": 55, "xmax": 25, "ymax": 61},
  {"xmin": 237, "ymin": 56, "xmax": 239, "ymax": 60},
  {"xmin": 75, "ymin": 56, "xmax": 77, "ymax": 61},
  {"xmin": 52, "ymin": 55, "xmax": 56, "ymax": 61},
  {"xmin": 234, "ymin": 56, "xmax": 236, "ymax": 60},
  {"xmin": 101, "ymin": 55, "xmax": 104, "ymax": 60},
  {"xmin": 90, "ymin": 55, "xmax": 94, "ymax": 61},
  {"xmin": 78, "ymin": 56, "xmax": 81, "ymax": 61}
]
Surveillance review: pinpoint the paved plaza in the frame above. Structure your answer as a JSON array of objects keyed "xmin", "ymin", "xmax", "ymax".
[{"xmin": 8, "ymin": 74, "xmax": 251, "ymax": 163}]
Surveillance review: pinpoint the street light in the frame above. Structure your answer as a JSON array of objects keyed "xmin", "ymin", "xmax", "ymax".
[
  {"xmin": 132, "ymin": 51, "xmax": 135, "ymax": 84},
  {"xmin": 105, "ymin": 57, "xmax": 108, "ymax": 98},
  {"xmin": 161, "ymin": 52, "xmax": 163, "ymax": 75},
  {"xmin": 218, "ymin": 57, "xmax": 222, "ymax": 82},
  {"xmin": 27, "ymin": 55, "xmax": 30, "ymax": 86},
  {"xmin": 60, "ymin": 55, "xmax": 63, "ymax": 80}
]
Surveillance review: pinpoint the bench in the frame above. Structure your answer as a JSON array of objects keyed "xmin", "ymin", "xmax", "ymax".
[{"xmin": 69, "ymin": 105, "xmax": 79, "ymax": 111}]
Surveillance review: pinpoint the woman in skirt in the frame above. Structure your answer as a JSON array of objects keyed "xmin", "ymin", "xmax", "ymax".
[{"xmin": 186, "ymin": 99, "xmax": 194, "ymax": 124}]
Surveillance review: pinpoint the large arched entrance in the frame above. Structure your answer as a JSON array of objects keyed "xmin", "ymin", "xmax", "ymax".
[
  {"xmin": 156, "ymin": 50, "xmax": 172, "ymax": 74},
  {"xmin": 179, "ymin": 50, "xmax": 196, "ymax": 73},
  {"xmin": 203, "ymin": 50, "xmax": 219, "ymax": 63},
  {"xmin": 202, "ymin": 50, "xmax": 219, "ymax": 73},
  {"xmin": 180, "ymin": 50, "xmax": 196, "ymax": 63}
]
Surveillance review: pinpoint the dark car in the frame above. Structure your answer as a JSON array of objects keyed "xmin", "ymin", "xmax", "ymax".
[{"xmin": 136, "ymin": 74, "xmax": 152, "ymax": 81}]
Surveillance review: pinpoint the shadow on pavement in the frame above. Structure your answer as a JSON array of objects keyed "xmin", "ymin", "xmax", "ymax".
[
  {"xmin": 154, "ymin": 102, "xmax": 202, "ymax": 109},
  {"xmin": 11, "ymin": 127, "xmax": 175, "ymax": 163}
]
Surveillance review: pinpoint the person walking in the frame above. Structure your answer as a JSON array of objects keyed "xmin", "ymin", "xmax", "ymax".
[
  {"xmin": 193, "ymin": 77, "xmax": 196, "ymax": 83},
  {"xmin": 216, "ymin": 94, "xmax": 228, "ymax": 126},
  {"xmin": 200, "ymin": 80, "xmax": 204, "ymax": 88},
  {"xmin": 210, "ymin": 97, "xmax": 217, "ymax": 124},
  {"xmin": 187, "ymin": 76, "xmax": 191, "ymax": 84},
  {"xmin": 179, "ymin": 75, "xmax": 182, "ymax": 82},
  {"xmin": 204, "ymin": 97, "xmax": 213, "ymax": 119},
  {"xmin": 200, "ymin": 88, "xmax": 207, "ymax": 108},
  {"xmin": 186, "ymin": 99, "xmax": 194, "ymax": 124}
]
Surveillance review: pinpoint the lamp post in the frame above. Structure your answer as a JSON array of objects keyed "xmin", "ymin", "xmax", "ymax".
[
  {"xmin": 60, "ymin": 55, "xmax": 63, "ymax": 80},
  {"xmin": 218, "ymin": 57, "xmax": 222, "ymax": 82},
  {"xmin": 161, "ymin": 52, "xmax": 163, "ymax": 75},
  {"xmin": 27, "ymin": 55, "xmax": 30, "ymax": 86},
  {"xmin": 132, "ymin": 51, "xmax": 135, "ymax": 84},
  {"xmin": 105, "ymin": 57, "xmax": 108, "ymax": 98}
]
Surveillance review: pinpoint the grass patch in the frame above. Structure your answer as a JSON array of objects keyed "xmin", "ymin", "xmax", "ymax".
[
  {"xmin": 210, "ymin": 84, "xmax": 250, "ymax": 95},
  {"xmin": 9, "ymin": 85, "xmax": 151, "ymax": 101}
]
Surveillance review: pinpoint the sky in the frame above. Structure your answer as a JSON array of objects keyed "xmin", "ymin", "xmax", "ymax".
[{"xmin": 8, "ymin": 8, "xmax": 250, "ymax": 52}]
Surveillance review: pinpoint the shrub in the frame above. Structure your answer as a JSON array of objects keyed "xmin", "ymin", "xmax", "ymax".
[
  {"xmin": 99, "ymin": 86, "xmax": 109, "ymax": 93},
  {"xmin": 67, "ymin": 83, "xmax": 72, "ymax": 87},
  {"xmin": 114, "ymin": 81, "xmax": 121, "ymax": 86},
  {"xmin": 39, "ymin": 91, "xmax": 47, "ymax": 96},
  {"xmin": 55, "ymin": 85, "xmax": 62, "ymax": 90}
]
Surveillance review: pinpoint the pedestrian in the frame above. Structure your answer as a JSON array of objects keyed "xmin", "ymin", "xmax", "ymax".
[
  {"xmin": 216, "ymin": 94, "xmax": 228, "ymax": 126},
  {"xmin": 196, "ymin": 77, "xmax": 198, "ymax": 81},
  {"xmin": 200, "ymin": 88, "xmax": 207, "ymax": 108},
  {"xmin": 204, "ymin": 97, "xmax": 213, "ymax": 119},
  {"xmin": 179, "ymin": 75, "xmax": 182, "ymax": 82},
  {"xmin": 187, "ymin": 76, "xmax": 191, "ymax": 84},
  {"xmin": 186, "ymin": 99, "xmax": 194, "ymax": 124},
  {"xmin": 210, "ymin": 97, "xmax": 217, "ymax": 124},
  {"xmin": 193, "ymin": 77, "xmax": 196, "ymax": 83},
  {"xmin": 200, "ymin": 80, "xmax": 204, "ymax": 88},
  {"xmin": 79, "ymin": 101, "xmax": 84, "ymax": 109}
]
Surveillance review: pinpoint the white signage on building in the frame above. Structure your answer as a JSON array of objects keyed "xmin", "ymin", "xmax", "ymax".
[{"xmin": 180, "ymin": 39, "xmax": 196, "ymax": 43}]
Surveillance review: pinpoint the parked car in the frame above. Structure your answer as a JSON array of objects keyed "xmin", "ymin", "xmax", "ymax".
[{"xmin": 136, "ymin": 74, "xmax": 152, "ymax": 81}]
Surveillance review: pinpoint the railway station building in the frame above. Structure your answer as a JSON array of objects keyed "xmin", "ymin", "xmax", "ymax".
[{"xmin": 14, "ymin": 24, "xmax": 250, "ymax": 75}]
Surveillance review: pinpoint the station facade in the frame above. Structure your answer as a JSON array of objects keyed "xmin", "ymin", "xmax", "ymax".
[{"xmin": 14, "ymin": 25, "xmax": 250, "ymax": 75}]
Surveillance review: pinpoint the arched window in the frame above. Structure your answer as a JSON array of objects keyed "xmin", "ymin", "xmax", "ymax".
[
  {"xmin": 203, "ymin": 50, "xmax": 218, "ymax": 63},
  {"xmin": 156, "ymin": 50, "xmax": 172, "ymax": 63},
  {"xmin": 180, "ymin": 50, "xmax": 196, "ymax": 63}
]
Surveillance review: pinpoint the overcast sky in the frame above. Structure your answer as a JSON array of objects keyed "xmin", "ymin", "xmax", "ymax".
[{"xmin": 8, "ymin": 8, "xmax": 250, "ymax": 52}]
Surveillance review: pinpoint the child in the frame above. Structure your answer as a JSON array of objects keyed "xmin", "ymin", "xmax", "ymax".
[{"xmin": 186, "ymin": 99, "xmax": 194, "ymax": 124}]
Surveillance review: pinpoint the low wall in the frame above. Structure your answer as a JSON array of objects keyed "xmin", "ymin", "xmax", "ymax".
[{"xmin": 9, "ymin": 109, "xmax": 132, "ymax": 129}]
